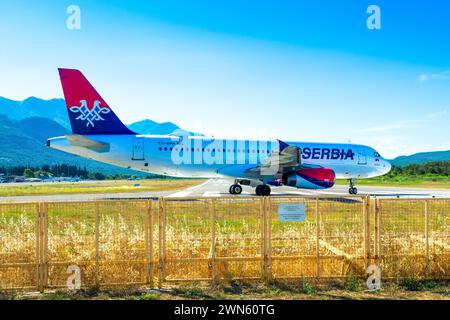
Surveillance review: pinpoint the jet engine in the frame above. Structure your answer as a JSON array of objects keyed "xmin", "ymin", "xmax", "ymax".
[{"xmin": 282, "ymin": 168, "xmax": 335, "ymax": 189}]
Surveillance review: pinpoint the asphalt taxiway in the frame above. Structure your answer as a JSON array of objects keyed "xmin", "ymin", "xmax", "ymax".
[{"xmin": 1, "ymin": 179, "xmax": 449, "ymax": 202}]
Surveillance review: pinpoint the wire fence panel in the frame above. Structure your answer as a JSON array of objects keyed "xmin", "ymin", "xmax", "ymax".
[
  {"xmin": 0, "ymin": 203, "xmax": 38, "ymax": 291},
  {"xmin": 97, "ymin": 201, "xmax": 149, "ymax": 287},
  {"xmin": 0, "ymin": 196, "xmax": 448, "ymax": 291},
  {"xmin": 427, "ymin": 200, "xmax": 450, "ymax": 278},
  {"xmin": 162, "ymin": 198, "xmax": 213, "ymax": 281},
  {"xmin": 213, "ymin": 198, "xmax": 263, "ymax": 281},
  {"xmin": 46, "ymin": 202, "xmax": 98, "ymax": 289},
  {"xmin": 379, "ymin": 199, "xmax": 449, "ymax": 279},
  {"xmin": 267, "ymin": 197, "xmax": 319, "ymax": 279},
  {"xmin": 318, "ymin": 197, "xmax": 366, "ymax": 278}
]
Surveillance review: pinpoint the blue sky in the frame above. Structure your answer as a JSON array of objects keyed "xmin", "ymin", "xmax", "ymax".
[{"xmin": 0, "ymin": 0, "xmax": 449, "ymax": 158}]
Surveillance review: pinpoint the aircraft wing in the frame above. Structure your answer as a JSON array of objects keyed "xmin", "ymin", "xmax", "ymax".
[
  {"xmin": 66, "ymin": 134, "xmax": 110, "ymax": 153},
  {"xmin": 246, "ymin": 140, "xmax": 302, "ymax": 177}
]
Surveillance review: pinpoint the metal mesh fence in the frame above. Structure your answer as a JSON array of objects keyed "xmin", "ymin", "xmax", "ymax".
[
  {"xmin": 268, "ymin": 196, "xmax": 367, "ymax": 279},
  {"xmin": 0, "ymin": 203, "xmax": 38, "ymax": 290},
  {"xmin": 46, "ymin": 202, "xmax": 97, "ymax": 289},
  {"xmin": 213, "ymin": 198, "xmax": 262, "ymax": 281},
  {"xmin": 0, "ymin": 196, "xmax": 448, "ymax": 292},
  {"xmin": 267, "ymin": 197, "xmax": 318, "ymax": 279},
  {"xmin": 317, "ymin": 197, "xmax": 366, "ymax": 278},
  {"xmin": 379, "ymin": 198, "xmax": 449, "ymax": 279},
  {"xmin": 162, "ymin": 198, "xmax": 212, "ymax": 282}
]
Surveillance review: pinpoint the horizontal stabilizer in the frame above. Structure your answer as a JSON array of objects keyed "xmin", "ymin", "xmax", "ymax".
[{"xmin": 66, "ymin": 134, "xmax": 110, "ymax": 153}]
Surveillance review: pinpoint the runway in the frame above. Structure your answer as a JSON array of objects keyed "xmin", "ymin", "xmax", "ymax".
[{"xmin": 1, "ymin": 179, "xmax": 449, "ymax": 202}]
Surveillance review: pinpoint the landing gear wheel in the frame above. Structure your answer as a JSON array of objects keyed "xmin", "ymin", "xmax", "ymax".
[
  {"xmin": 255, "ymin": 185, "xmax": 262, "ymax": 196},
  {"xmin": 229, "ymin": 184, "xmax": 242, "ymax": 195},
  {"xmin": 233, "ymin": 184, "xmax": 242, "ymax": 195},
  {"xmin": 256, "ymin": 185, "xmax": 271, "ymax": 196},
  {"xmin": 260, "ymin": 185, "xmax": 271, "ymax": 196},
  {"xmin": 348, "ymin": 179, "xmax": 357, "ymax": 195}
]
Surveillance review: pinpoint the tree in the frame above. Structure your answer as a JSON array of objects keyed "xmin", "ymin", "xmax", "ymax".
[{"xmin": 23, "ymin": 168, "xmax": 33, "ymax": 178}]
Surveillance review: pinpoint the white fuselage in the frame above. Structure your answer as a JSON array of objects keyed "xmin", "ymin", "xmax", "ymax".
[{"xmin": 48, "ymin": 134, "xmax": 391, "ymax": 180}]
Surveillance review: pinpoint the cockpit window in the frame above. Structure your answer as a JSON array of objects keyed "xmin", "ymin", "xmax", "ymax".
[{"xmin": 373, "ymin": 152, "xmax": 381, "ymax": 158}]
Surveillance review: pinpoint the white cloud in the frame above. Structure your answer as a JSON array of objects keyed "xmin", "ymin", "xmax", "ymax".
[
  {"xmin": 418, "ymin": 70, "xmax": 450, "ymax": 83},
  {"xmin": 354, "ymin": 119, "xmax": 419, "ymax": 133},
  {"xmin": 370, "ymin": 136, "xmax": 406, "ymax": 159},
  {"xmin": 354, "ymin": 110, "xmax": 447, "ymax": 133},
  {"xmin": 426, "ymin": 110, "xmax": 448, "ymax": 119}
]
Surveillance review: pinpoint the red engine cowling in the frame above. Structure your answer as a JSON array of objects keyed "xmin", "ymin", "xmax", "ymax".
[{"xmin": 282, "ymin": 168, "xmax": 335, "ymax": 189}]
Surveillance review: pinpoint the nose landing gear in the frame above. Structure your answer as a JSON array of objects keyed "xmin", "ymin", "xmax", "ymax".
[
  {"xmin": 229, "ymin": 184, "xmax": 243, "ymax": 195},
  {"xmin": 348, "ymin": 178, "xmax": 358, "ymax": 194}
]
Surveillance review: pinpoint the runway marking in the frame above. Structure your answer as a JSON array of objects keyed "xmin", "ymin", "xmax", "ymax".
[
  {"xmin": 202, "ymin": 191, "xmax": 221, "ymax": 197},
  {"xmin": 166, "ymin": 191, "xmax": 192, "ymax": 198},
  {"xmin": 185, "ymin": 180, "xmax": 210, "ymax": 191},
  {"xmin": 285, "ymin": 190, "xmax": 318, "ymax": 196},
  {"xmin": 271, "ymin": 191, "xmax": 283, "ymax": 195},
  {"xmin": 167, "ymin": 180, "xmax": 211, "ymax": 197},
  {"xmin": 310, "ymin": 190, "xmax": 348, "ymax": 195}
]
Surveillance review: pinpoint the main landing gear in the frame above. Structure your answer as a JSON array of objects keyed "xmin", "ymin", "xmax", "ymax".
[
  {"xmin": 256, "ymin": 184, "xmax": 271, "ymax": 197},
  {"xmin": 228, "ymin": 182, "xmax": 272, "ymax": 196},
  {"xmin": 348, "ymin": 178, "xmax": 358, "ymax": 195}
]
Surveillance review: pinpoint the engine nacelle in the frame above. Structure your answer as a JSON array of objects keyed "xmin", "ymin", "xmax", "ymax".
[{"xmin": 282, "ymin": 168, "xmax": 335, "ymax": 189}]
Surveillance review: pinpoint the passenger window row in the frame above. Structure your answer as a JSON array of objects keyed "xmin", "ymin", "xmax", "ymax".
[{"xmin": 158, "ymin": 147, "xmax": 271, "ymax": 154}]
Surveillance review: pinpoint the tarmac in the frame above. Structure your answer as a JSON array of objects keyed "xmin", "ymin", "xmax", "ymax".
[{"xmin": 1, "ymin": 179, "xmax": 449, "ymax": 202}]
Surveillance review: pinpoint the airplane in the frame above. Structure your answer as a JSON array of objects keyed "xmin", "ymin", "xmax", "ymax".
[{"xmin": 47, "ymin": 69, "xmax": 392, "ymax": 196}]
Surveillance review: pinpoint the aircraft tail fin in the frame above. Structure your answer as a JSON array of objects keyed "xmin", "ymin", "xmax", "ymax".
[{"xmin": 58, "ymin": 68, "xmax": 135, "ymax": 135}]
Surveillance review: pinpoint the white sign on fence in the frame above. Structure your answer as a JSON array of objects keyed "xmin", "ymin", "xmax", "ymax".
[{"xmin": 278, "ymin": 204, "xmax": 306, "ymax": 222}]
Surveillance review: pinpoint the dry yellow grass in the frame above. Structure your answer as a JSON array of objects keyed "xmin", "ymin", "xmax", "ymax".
[{"xmin": 0, "ymin": 197, "xmax": 448, "ymax": 292}]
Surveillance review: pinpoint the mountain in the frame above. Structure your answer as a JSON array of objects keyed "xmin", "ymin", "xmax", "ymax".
[
  {"xmin": 0, "ymin": 96, "xmax": 200, "ymax": 174},
  {"xmin": 0, "ymin": 115, "xmax": 148, "ymax": 175},
  {"xmin": 390, "ymin": 150, "xmax": 450, "ymax": 166},
  {"xmin": 128, "ymin": 119, "xmax": 180, "ymax": 135},
  {"xmin": 0, "ymin": 97, "xmax": 70, "ymax": 129},
  {"xmin": 128, "ymin": 119, "xmax": 202, "ymax": 136},
  {"xmin": 5, "ymin": 97, "xmax": 447, "ymax": 171},
  {"xmin": 127, "ymin": 119, "xmax": 160, "ymax": 133},
  {"xmin": 0, "ymin": 96, "xmax": 198, "ymax": 136}
]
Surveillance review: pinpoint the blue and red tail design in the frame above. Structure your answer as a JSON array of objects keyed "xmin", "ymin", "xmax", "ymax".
[{"xmin": 58, "ymin": 68, "xmax": 135, "ymax": 135}]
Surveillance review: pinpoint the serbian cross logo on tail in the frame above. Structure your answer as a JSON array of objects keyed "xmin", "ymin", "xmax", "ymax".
[
  {"xmin": 70, "ymin": 100, "xmax": 111, "ymax": 127},
  {"xmin": 58, "ymin": 68, "xmax": 135, "ymax": 135}
]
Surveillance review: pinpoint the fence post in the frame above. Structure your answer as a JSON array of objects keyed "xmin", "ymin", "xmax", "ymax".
[
  {"xmin": 424, "ymin": 200, "xmax": 429, "ymax": 275},
  {"xmin": 266, "ymin": 197, "xmax": 272, "ymax": 282},
  {"xmin": 210, "ymin": 199, "xmax": 216, "ymax": 283},
  {"xmin": 315, "ymin": 197, "xmax": 320, "ymax": 279},
  {"xmin": 145, "ymin": 200, "xmax": 153, "ymax": 287},
  {"xmin": 260, "ymin": 197, "xmax": 266, "ymax": 282},
  {"xmin": 158, "ymin": 198, "xmax": 166, "ymax": 288},
  {"xmin": 95, "ymin": 202, "xmax": 100, "ymax": 287},
  {"xmin": 364, "ymin": 195, "xmax": 371, "ymax": 269},
  {"xmin": 36, "ymin": 203, "xmax": 41, "ymax": 292},
  {"xmin": 374, "ymin": 197, "xmax": 381, "ymax": 268},
  {"xmin": 43, "ymin": 203, "xmax": 48, "ymax": 289},
  {"xmin": 37, "ymin": 203, "xmax": 48, "ymax": 292}
]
